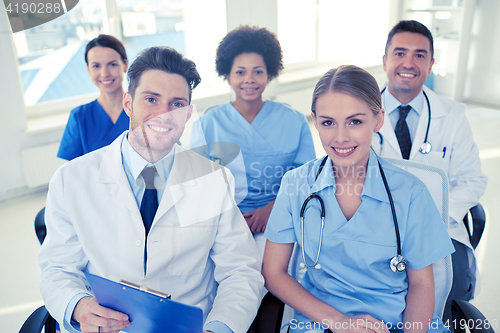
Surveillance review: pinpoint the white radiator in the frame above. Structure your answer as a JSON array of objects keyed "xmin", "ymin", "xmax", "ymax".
[{"xmin": 21, "ymin": 143, "xmax": 65, "ymax": 188}]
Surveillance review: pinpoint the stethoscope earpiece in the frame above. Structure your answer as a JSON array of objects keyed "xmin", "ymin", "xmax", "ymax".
[{"xmin": 300, "ymin": 262, "xmax": 321, "ymax": 269}]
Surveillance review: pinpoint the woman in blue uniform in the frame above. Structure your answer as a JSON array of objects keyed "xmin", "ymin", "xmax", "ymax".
[
  {"xmin": 57, "ymin": 34, "xmax": 130, "ymax": 160},
  {"xmin": 190, "ymin": 26, "xmax": 315, "ymax": 251},
  {"xmin": 263, "ymin": 65, "xmax": 454, "ymax": 333}
]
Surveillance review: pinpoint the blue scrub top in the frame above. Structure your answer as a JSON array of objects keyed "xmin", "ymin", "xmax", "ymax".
[
  {"xmin": 57, "ymin": 99, "xmax": 130, "ymax": 160},
  {"xmin": 189, "ymin": 100, "xmax": 316, "ymax": 213},
  {"xmin": 265, "ymin": 150, "xmax": 454, "ymax": 331}
]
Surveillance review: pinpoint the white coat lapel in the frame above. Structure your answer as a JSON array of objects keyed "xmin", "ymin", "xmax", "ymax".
[
  {"xmin": 410, "ymin": 93, "xmax": 429, "ymax": 160},
  {"xmin": 380, "ymin": 98, "xmax": 402, "ymax": 158},
  {"xmin": 97, "ymin": 133, "xmax": 141, "ymax": 215},
  {"xmin": 410, "ymin": 87, "xmax": 449, "ymax": 159},
  {"xmin": 153, "ymin": 145, "xmax": 196, "ymax": 223},
  {"xmin": 423, "ymin": 86, "xmax": 449, "ymax": 118}
]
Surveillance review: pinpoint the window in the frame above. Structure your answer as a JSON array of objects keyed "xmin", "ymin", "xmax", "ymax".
[
  {"xmin": 278, "ymin": 0, "xmax": 316, "ymax": 65},
  {"xmin": 12, "ymin": 0, "xmax": 228, "ymax": 107},
  {"xmin": 13, "ymin": 0, "xmax": 104, "ymax": 106},
  {"xmin": 278, "ymin": 0, "xmax": 390, "ymax": 67},
  {"xmin": 117, "ymin": 0, "xmax": 228, "ymax": 99}
]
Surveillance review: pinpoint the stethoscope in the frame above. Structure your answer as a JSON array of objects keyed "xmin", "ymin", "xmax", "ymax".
[
  {"xmin": 299, "ymin": 156, "xmax": 407, "ymax": 273},
  {"xmin": 376, "ymin": 87, "xmax": 432, "ymax": 155}
]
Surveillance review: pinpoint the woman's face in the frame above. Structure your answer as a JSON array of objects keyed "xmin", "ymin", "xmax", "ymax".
[
  {"xmin": 227, "ymin": 52, "xmax": 270, "ymax": 104},
  {"xmin": 87, "ymin": 46, "xmax": 128, "ymax": 94},
  {"xmin": 312, "ymin": 92, "xmax": 384, "ymax": 170}
]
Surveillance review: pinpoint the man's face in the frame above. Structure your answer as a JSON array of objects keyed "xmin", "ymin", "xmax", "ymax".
[
  {"xmin": 123, "ymin": 69, "xmax": 192, "ymax": 163},
  {"xmin": 383, "ymin": 32, "xmax": 435, "ymax": 103}
]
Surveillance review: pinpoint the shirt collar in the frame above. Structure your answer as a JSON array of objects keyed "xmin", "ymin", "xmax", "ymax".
[
  {"xmin": 384, "ymin": 88, "xmax": 424, "ymax": 117},
  {"xmin": 310, "ymin": 150, "xmax": 390, "ymax": 204},
  {"xmin": 121, "ymin": 132, "xmax": 175, "ymax": 186},
  {"xmin": 361, "ymin": 149, "xmax": 390, "ymax": 204},
  {"xmin": 309, "ymin": 156, "xmax": 336, "ymax": 193}
]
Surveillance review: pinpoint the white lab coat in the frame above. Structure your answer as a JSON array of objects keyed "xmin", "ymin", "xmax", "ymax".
[
  {"xmin": 372, "ymin": 86, "xmax": 488, "ymax": 294},
  {"xmin": 38, "ymin": 133, "xmax": 265, "ymax": 333}
]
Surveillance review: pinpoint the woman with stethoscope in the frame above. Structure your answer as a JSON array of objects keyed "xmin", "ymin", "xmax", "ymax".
[{"xmin": 262, "ymin": 65, "xmax": 454, "ymax": 333}]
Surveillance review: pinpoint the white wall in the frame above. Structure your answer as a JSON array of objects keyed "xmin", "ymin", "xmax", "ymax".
[
  {"xmin": 0, "ymin": 9, "xmax": 31, "ymax": 200},
  {"xmin": 464, "ymin": 0, "xmax": 500, "ymax": 106},
  {"xmin": 0, "ymin": 9, "xmax": 69, "ymax": 201}
]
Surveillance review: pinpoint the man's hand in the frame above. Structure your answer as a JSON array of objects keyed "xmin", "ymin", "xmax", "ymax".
[
  {"xmin": 243, "ymin": 200, "xmax": 275, "ymax": 233},
  {"xmin": 72, "ymin": 297, "xmax": 131, "ymax": 333}
]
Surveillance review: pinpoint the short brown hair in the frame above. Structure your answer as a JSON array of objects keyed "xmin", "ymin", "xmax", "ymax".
[
  {"xmin": 127, "ymin": 46, "xmax": 201, "ymax": 102},
  {"xmin": 85, "ymin": 34, "xmax": 127, "ymax": 64}
]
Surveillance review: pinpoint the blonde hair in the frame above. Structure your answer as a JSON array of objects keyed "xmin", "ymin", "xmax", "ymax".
[{"xmin": 311, "ymin": 65, "xmax": 381, "ymax": 116}]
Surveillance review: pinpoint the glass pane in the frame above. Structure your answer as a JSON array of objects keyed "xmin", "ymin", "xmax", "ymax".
[
  {"xmin": 278, "ymin": 0, "xmax": 316, "ymax": 65},
  {"xmin": 318, "ymin": 0, "xmax": 390, "ymax": 66},
  {"xmin": 407, "ymin": 0, "xmax": 463, "ymax": 10},
  {"xmin": 13, "ymin": 0, "xmax": 104, "ymax": 105},
  {"xmin": 118, "ymin": 0, "xmax": 228, "ymax": 99}
]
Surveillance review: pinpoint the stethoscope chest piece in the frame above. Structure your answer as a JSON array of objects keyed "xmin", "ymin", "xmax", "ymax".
[
  {"xmin": 419, "ymin": 141, "xmax": 432, "ymax": 154},
  {"xmin": 390, "ymin": 255, "xmax": 407, "ymax": 273}
]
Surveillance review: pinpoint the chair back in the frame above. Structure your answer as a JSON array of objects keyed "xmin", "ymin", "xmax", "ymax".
[
  {"xmin": 385, "ymin": 157, "xmax": 452, "ymax": 319},
  {"xmin": 34, "ymin": 207, "xmax": 46, "ymax": 245},
  {"xmin": 18, "ymin": 305, "xmax": 56, "ymax": 333}
]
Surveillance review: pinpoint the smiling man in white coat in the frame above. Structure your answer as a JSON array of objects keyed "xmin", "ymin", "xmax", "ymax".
[
  {"xmin": 372, "ymin": 20, "xmax": 488, "ymax": 321},
  {"xmin": 38, "ymin": 46, "xmax": 264, "ymax": 333}
]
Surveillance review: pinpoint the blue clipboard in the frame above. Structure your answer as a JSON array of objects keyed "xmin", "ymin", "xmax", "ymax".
[{"xmin": 84, "ymin": 272, "xmax": 203, "ymax": 333}]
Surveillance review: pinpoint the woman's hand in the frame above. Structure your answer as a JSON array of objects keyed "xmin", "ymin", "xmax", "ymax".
[
  {"xmin": 73, "ymin": 297, "xmax": 131, "ymax": 333},
  {"xmin": 326, "ymin": 313, "xmax": 390, "ymax": 333},
  {"xmin": 243, "ymin": 200, "xmax": 275, "ymax": 233}
]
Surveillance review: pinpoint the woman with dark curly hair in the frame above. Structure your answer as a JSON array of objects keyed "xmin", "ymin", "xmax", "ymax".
[{"xmin": 190, "ymin": 26, "xmax": 315, "ymax": 252}]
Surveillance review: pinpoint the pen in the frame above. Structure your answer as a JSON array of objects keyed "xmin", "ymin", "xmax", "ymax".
[{"xmin": 442, "ymin": 147, "xmax": 446, "ymax": 158}]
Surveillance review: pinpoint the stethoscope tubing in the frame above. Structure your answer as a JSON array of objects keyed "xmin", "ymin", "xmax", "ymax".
[
  {"xmin": 377, "ymin": 160, "xmax": 402, "ymax": 256},
  {"xmin": 299, "ymin": 157, "xmax": 328, "ymax": 270},
  {"xmin": 299, "ymin": 156, "xmax": 405, "ymax": 271},
  {"xmin": 378, "ymin": 87, "xmax": 432, "ymax": 153}
]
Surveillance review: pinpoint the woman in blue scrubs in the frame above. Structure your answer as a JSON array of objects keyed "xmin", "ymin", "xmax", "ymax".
[
  {"xmin": 263, "ymin": 65, "xmax": 454, "ymax": 333},
  {"xmin": 57, "ymin": 34, "xmax": 130, "ymax": 160},
  {"xmin": 190, "ymin": 26, "xmax": 315, "ymax": 251}
]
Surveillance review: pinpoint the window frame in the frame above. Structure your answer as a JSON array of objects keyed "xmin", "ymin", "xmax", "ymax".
[{"xmin": 16, "ymin": 0, "xmax": 398, "ymax": 122}]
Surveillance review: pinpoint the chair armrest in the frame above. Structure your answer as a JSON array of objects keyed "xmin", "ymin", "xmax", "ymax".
[
  {"xmin": 19, "ymin": 305, "xmax": 56, "ymax": 333},
  {"xmin": 34, "ymin": 207, "xmax": 46, "ymax": 245},
  {"xmin": 247, "ymin": 292, "xmax": 285, "ymax": 333},
  {"xmin": 469, "ymin": 204, "xmax": 486, "ymax": 249},
  {"xmin": 451, "ymin": 300, "xmax": 495, "ymax": 333},
  {"xmin": 463, "ymin": 204, "xmax": 486, "ymax": 250}
]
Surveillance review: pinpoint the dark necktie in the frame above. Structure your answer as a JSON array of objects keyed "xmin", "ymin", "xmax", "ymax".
[
  {"xmin": 140, "ymin": 166, "xmax": 158, "ymax": 235},
  {"xmin": 395, "ymin": 105, "xmax": 412, "ymax": 160}
]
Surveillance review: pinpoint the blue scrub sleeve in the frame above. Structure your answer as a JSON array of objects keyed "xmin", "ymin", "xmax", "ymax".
[
  {"xmin": 402, "ymin": 185, "xmax": 455, "ymax": 270},
  {"xmin": 58, "ymin": 109, "xmax": 84, "ymax": 160},
  {"xmin": 264, "ymin": 174, "xmax": 297, "ymax": 244},
  {"xmin": 293, "ymin": 116, "xmax": 316, "ymax": 168}
]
